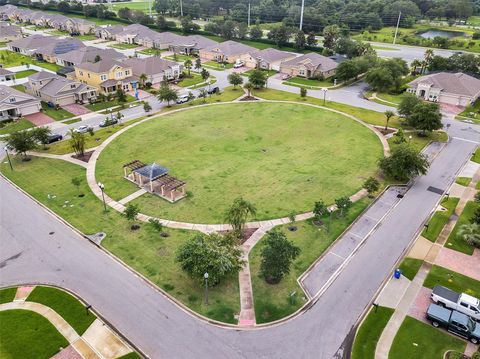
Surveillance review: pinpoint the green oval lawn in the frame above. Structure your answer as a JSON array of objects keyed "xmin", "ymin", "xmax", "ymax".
[{"xmin": 96, "ymin": 102, "xmax": 383, "ymax": 223}]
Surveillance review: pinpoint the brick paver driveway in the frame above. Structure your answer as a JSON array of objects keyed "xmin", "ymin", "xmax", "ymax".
[
  {"xmin": 127, "ymin": 89, "xmax": 151, "ymax": 100},
  {"xmin": 24, "ymin": 112, "xmax": 54, "ymax": 126},
  {"xmin": 408, "ymin": 286, "xmax": 432, "ymax": 324},
  {"xmin": 436, "ymin": 247, "xmax": 480, "ymax": 281},
  {"xmin": 62, "ymin": 103, "xmax": 91, "ymax": 116}
]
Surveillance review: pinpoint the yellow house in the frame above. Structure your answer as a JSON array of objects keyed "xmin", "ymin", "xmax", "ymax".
[{"xmin": 73, "ymin": 59, "xmax": 136, "ymax": 94}]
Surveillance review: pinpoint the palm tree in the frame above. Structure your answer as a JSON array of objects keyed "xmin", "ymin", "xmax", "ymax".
[
  {"xmin": 384, "ymin": 110, "xmax": 395, "ymax": 131},
  {"xmin": 184, "ymin": 59, "xmax": 192, "ymax": 76},
  {"xmin": 224, "ymin": 197, "xmax": 257, "ymax": 239},
  {"xmin": 410, "ymin": 59, "xmax": 422, "ymax": 75},
  {"xmin": 459, "ymin": 223, "xmax": 480, "ymax": 248},
  {"xmin": 244, "ymin": 82, "xmax": 254, "ymax": 97},
  {"xmin": 139, "ymin": 73, "xmax": 148, "ymax": 89},
  {"xmin": 422, "ymin": 49, "xmax": 434, "ymax": 74}
]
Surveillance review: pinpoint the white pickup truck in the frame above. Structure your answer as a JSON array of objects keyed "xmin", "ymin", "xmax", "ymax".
[{"xmin": 431, "ymin": 285, "xmax": 480, "ymax": 321}]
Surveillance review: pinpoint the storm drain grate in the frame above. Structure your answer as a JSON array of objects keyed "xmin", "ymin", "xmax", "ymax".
[{"xmin": 427, "ymin": 186, "xmax": 443, "ymax": 195}]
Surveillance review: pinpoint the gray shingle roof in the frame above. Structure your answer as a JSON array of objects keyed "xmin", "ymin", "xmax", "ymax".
[
  {"xmin": 408, "ymin": 72, "xmax": 480, "ymax": 97},
  {"xmin": 0, "ymin": 84, "xmax": 39, "ymax": 108},
  {"xmin": 281, "ymin": 53, "xmax": 338, "ymax": 72},
  {"xmin": 122, "ymin": 57, "xmax": 177, "ymax": 76},
  {"xmin": 0, "ymin": 67, "xmax": 13, "ymax": 76},
  {"xmin": 0, "ymin": 22, "xmax": 21, "ymax": 37},
  {"xmin": 250, "ymin": 48, "xmax": 296, "ymax": 63},
  {"xmin": 9, "ymin": 34, "xmax": 52, "ymax": 50},
  {"xmin": 182, "ymin": 34, "xmax": 218, "ymax": 49},
  {"xmin": 56, "ymin": 46, "xmax": 125, "ymax": 65},
  {"xmin": 76, "ymin": 58, "xmax": 127, "ymax": 73},
  {"xmin": 203, "ymin": 40, "xmax": 256, "ymax": 56}
]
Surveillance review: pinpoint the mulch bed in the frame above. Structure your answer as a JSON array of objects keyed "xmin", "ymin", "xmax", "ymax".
[
  {"xmin": 375, "ymin": 126, "xmax": 396, "ymax": 135},
  {"xmin": 71, "ymin": 150, "xmax": 94, "ymax": 163},
  {"xmin": 239, "ymin": 96, "xmax": 259, "ymax": 101},
  {"xmin": 218, "ymin": 227, "xmax": 258, "ymax": 244}
]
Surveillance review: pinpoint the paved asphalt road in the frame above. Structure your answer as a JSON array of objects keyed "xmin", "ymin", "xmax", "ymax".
[{"xmin": 1, "ymin": 117, "xmax": 478, "ymax": 358}]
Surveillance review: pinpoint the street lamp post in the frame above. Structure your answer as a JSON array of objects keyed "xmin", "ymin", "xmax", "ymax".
[
  {"xmin": 204, "ymin": 272, "xmax": 209, "ymax": 305},
  {"xmin": 322, "ymin": 88, "xmax": 328, "ymax": 106},
  {"xmin": 4, "ymin": 147, "xmax": 13, "ymax": 171},
  {"xmin": 98, "ymin": 182, "xmax": 106, "ymax": 212},
  {"xmin": 328, "ymin": 208, "xmax": 333, "ymax": 233}
]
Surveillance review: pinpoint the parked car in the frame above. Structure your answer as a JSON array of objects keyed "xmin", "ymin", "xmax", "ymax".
[
  {"xmin": 176, "ymin": 94, "xmax": 191, "ymax": 104},
  {"xmin": 233, "ymin": 60, "xmax": 245, "ymax": 68},
  {"xmin": 73, "ymin": 125, "xmax": 93, "ymax": 134},
  {"xmin": 47, "ymin": 133, "xmax": 63, "ymax": 143},
  {"xmin": 208, "ymin": 86, "xmax": 219, "ymax": 95},
  {"xmin": 431, "ymin": 286, "xmax": 480, "ymax": 321},
  {"xmin": 426, "ymin": 303, "xmax": 480, "ymax": 344},
  {"xmin": 99, "ymin": 118, "xmax": 118, "ymax": 128}
]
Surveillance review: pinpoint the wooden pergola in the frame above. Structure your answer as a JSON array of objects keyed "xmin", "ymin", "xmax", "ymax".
[{"xmin": 123, "ymin": 160, "xmax": 187, "ymax": 202}]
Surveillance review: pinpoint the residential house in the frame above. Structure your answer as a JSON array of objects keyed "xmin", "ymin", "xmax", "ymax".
[
  {"xmin": 151, "ymin": 31, "xmax": 185, "ymax": 50},
  {"xmin": 122, "ymin": 57, "xmax": 182, "ymax": 86},
  {"xmin": 25, "ymin": 71, "xmax": 98, "ymax": 105},
  {"xmin": 0, "ymin": 68, "xmax": 15, "ymax": 82},
  {"xmin": 239, "ymin": 48, "xmax": 297, "ymax": 71},
  {"xmin": 199, "ymin": 40, "xmax": 257, "ymax": 64},
  {"xmin": 169, "ymin": 34, "xmax": 218, "ymax": 55},
  {"xmin": 97, "ymin": 25, "xmax": 125, "ymax": 40},
  {"xmin": 55, "ymin": 46, "xmax": 125, "ymax": 67},
  {"xmin": 0, "ymin": 5, "xmax": 19, "ymax": 21},
  {"xmin": 279, "ymin": 53, "xmax": 338, "ymax": 79},
  {"xmin": 0, "ymin": 84, "xmax": 41, "ymax": 120},
  {"xmin": 33, "ymin": 37, "xmax": 85, "ymax": 63},
  {"xmin": 73, "ymin": 59, "xmax": 136, "ymax": 94},
  {"xmin": 407, "ymin": 72, "xmax": 480, "ymax": 107},
  {"xmin": 115, "ymin": 24, "xmax": 151, "ymax": 44},
  {"xmin": 0, "ymin": 22, "xmax": 22, "ymax": 42},
  {"xmin": 44, "ymin": 13, "xmax": 69, "ymax": 30},
  {"xmin": 8, "ymin": 34, "xmax": 53, "ymax": 56},
  {"xmin": 64, "ymin": 18, "xmax": 95, "ymax": 35}
]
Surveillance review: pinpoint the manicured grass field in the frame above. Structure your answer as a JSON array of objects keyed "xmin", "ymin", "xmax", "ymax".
[
  {"xmin": 388, "ymin": 131, "xmax": 448, "ymax": 154},
  {"xmin": 117, "ymin": 352, "xmax": 142, "ymax": 359},
  {"xmin": 63, "ymin": 117, "xmax": 81, "ymax": 124},
  {"xmin": 398, "ymin": 258, "xmax": 423, "ymax": 280},
  {"xmin": 109, "ymin": 42, "xmax": 139, "ymax": 49},
  {"xmin": 86, "ymin": 95, "xmax": 136, "ymax": 111},
  {"xmin": 284, "ymin": 76, "xmax": 335, "ymax": 88},
  {"xmin": 112, "ymin": 1, "xmax": 152, "ymax": 12},
  {"xmin": 421, "ymin": 197, "xmax": 460, "ymax": 242},
  {"xmin": 423, "ymin": 265, "xmax": 480, "ymax": 298},
  {"xmin": 0, "ymin": 309, "xmax": 69, "ymax": 358},
  {"xmin": 96, "ymin": 102, "xmax": 383, "ymax": 223},
  {"xmin": 177, "ymin": 72, "xmax": 205, "ymax": 87},
  {"xmin": 202, "ymin": 61, "xmax": 234, "ymax": 70},
  {"xmin": 0, "ymin": 50, "xmax": 61, "ymax": 72},
  {"xmin": 164, "ymin": 54, "xmax": 194, "ymax": 62},
  {"xmin": 472, "ymin": 147, "xmax": 480, "ymax": 164},
  {"xmin": 455, "ymin": 177, "xmax": 471, "ymax": 187},
  {"xmin": 250, "ymin": 199, "xmax": 370, "ymax": 323},
  {"xmin": 0, "ymin": 118, "xmax": 34, "ymax": 135},
  {"xmin": 375, "ymin": 92, "xmax": 404, "ymax": 105},
  {"xmin": 446, "ymin": 201, "xmax": 478, "ymax": 255},
  {"xmin": 351, "ymin": 306, "xmax": 394, "ymax": 359},
  {"xmin": 11, "ymin": 84, "xmax": 26, "ymax": 92},
  {"xmin": 14, "ymin": 69, "xmax": 37, "ymax": 79},
  {"xmin": 138, "ymin": 48, "xmax": 165, "ymax": 55},
  {"xmin": 27, "ymin": 286, "xmax": 96, "ymax": 335},
  {"xmin": 252, "ymin": 88, "xmax": 402, "ymax": 128},
  {"xmin": 242, "ymin": 69, "xmax": 277, "ymax": 78},
  {"xmin": 41, "ymin": 102, "xmax": 75, "ymax": 121},
  {"xmin": 389, "ymin": 316, "xmax": 466, "ymax": 359},
  {"xmin": 0, "ymin": 287, "xmax": 16, "ymax": 304},
  {"xmin": 0, "ymin": 157, "xmax": 240, "ymax": 323}
]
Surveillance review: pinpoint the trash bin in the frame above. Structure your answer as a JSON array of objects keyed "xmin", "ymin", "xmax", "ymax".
[{"xmin": 394, "ymin": 269, "xmax": 402, "ymax": 279}]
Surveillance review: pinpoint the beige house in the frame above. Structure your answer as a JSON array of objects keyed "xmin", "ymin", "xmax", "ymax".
[
  {"xmin": 0, "ymin": 84, "xmax": 41, "ymax": 120},
  {"xmin": 97, "ymin": 25, "xmax": 125, "ymax": 41},
  {"xmin": 407, "ymin": 72, "xmax": 480, "ymax": 107},
  {"xmin": 0, "ymin": 22, "xmax": 22, "ymax": 42},
  {"xmin": 239, "ymin": 48, "xmax": 297, "ymax": 71},
  {"xmin": 122, "ymin": 57, "xmax": 182, "ymax": 86},
  {"xmin": 64, "ymin": 18, "xmax": 96, "ymax": 35},
  {"xmin": 280, "ymin": 53, "xmax": 338, "ymax": 79},
  {"xmin": 25, "ymin": 71, "xmax": 98, "ymax": 106},
  {"xmin": 199, "ymin": 40, "xmax": 256, "ymax": 63}
]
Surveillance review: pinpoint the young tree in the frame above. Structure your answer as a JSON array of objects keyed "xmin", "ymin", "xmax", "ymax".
[
  {"xmin": 200, "ymin": 68, "xmax": 210, "ymax": 81},
  {"xmin": 148, "ymin": 218, "xmax": 164, "ymax": 235},
  {"xmin": 176, "ymin": 232, "xmax": 243, "ymax": 285},
  {"xmin": 224, "ymin": 197, "xmax": 256, "ymax": 239},
  {"xmin": 363, "ymin": 177, "xmax": 380, "ymax": 196},
  {"xmin": 123, "ymin": 203, "xmax": 140, "ymax": 229},
  {"xmin": 71, "ymin": 177, "xmax": 82, "ymax": 195},
  {"xmin": 335, "ymin": 196, "xmax": 352, "ymax": 217},
  {"xmin": 249, "ymin": 26, "xmax": 263, "ymax": 40},
  {"xmin": 458, "ymin": 223, "xmax": 480, "ymax": 248},
  {"xmin": 294, "ymin": 30, "xmax": 306, "ymax": 50},
  {"xmin": 260, "ymin": 229, "xmax": 300, "ymax": 284},
  {"xmin": 7, "ymin": 130, "xmax": 36, "ymax": 159},
  {"xmin": 398, "ymin": 93, "xmax": 421, "ymax": 118},
  {"xmin": 69, "ymin": 129, "xmax": 85, "ymax": 157},
  {"xmin": 384, "ymin": 110, "xmax": 395, "ymax": 131},
  {"xmin": 143, "ymin": 102, "xmax": 152, "ymax": 113},
  {"xmin": 198, "ymin": 89, "xmax": 208, "ymax": 103},
  {"xmin": 248, "ymin": 69, "xmax": 267, "ymax": 89},
  {"xmin": 313, "ymin": 200, "xmax": 328, "ymax": 220},
  {"xmin": 244, "ymin": 82, "xmax": 254, "ymax": 97},
  {"xmin": 228, "ymin": 72, "xmax": 243, "ymax": 87},
  {"xmin": 194, "ymin": 58, "xmax": 202, "ymax": 70},
  {"xmin": 184, "ymin": 59, "xmax": 192, "ymax": 76},
  {"xmin": 157, "ymin": 83, "xmax": 178, "ymax": 106},
  {"xmin": 116, "ymin": 88, "xmax": 127, "ymax": 102},
  {"xmin": 187, "ymin": 91, "xmax": 195, "ymax": 102},
  {"xmin": 32, "ymin": 127, "xmax": 52, "ymax": 149},
  {"xmin": 322, "ymin": 25, "xmax": 340, "ymax": 51},
  {"xmin": 471, "ymin": 206, "xmax": 480, "ymax": 225},
  {"xmin": 300, "ymin": 86, "xmax": 307, "ymax": 98},
  {"xmin": 379, "ymin": 144, "xmax": 429, "ymax": 181},
  {"xmin": 408, "ymin": 102, "xmax": 443, "ymax": 136}
]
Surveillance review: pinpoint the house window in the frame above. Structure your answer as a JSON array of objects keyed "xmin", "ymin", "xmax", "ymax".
[
  {"xmin": 116, "ymin": 72, "xmax": 123, "ymax": 78},
  {"xmin": 70, "ymin": 84, "xmax": 75, "ymax": 89},
  {"xmin": 9, "ymin": 97, "xmax": 16, "ymax": 102},
  {"xmin": 87, "ymin": 73, "xmax": 90, "ymax": 78},
  {"xmin": 125, "ymin": 70, "xmax": 130, "ymax": 76},
  {"xmin": 79, "ymin": 71, "xmax": 83, "ymax": 76},
  {"xmin": 100, "ymin": 74, "xmax": 107, "ymax": 81},
  {"xmin": 123, "ymin": 84, "xmax": 129, "ymax": 90},
  {"xmin": 299, "ymin": 70, "xmax": 305, "ymax": 76}
]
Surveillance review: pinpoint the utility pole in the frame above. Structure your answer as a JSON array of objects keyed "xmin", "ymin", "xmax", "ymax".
[
  {"xmin": 180, "ymin": 0, "xmax": 183, "ymax": 17},
  {"xmin": 393, "ymin": 11, "xmax": 401, "ymax": 45},
  {"xmin": 299, "ymin": 0, "xmax": 305, "ymax": 30},
  {"xmin": 247, "ymin": 3, "xmax": 251, "ymax": 27}
]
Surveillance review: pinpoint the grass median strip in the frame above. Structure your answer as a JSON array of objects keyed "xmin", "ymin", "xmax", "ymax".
[
  {"xmin": 0, "ymin": 118, "xmax": 34, "ymax": 135},
  {"xmin": 455, "ymin": 177, "xmax": 472, "ymax": 187},
  {"xmin": 398, "ymin": 258, "xmax": 423, "ymax": 280},
  {"xmin": 423, "ymin": 265, "xmax": 480, "ymax": 298},
  {"xmin": 0, "ymin": 287, "xmax": 17, "ymax": 304},
  {"xmin": 421, "ymin": 197, "xmax": 460, "ymax": 242},
  {"xmin": 27, "ymin": 286, "xmax": 96, "ymax": 335},
  {"xmin": 351, "ymin": 306, "xmax": 394, "ymax": 359},
  {"xmin": 446, "ymin": 201, "xmax": 478, "ymax": 255}
]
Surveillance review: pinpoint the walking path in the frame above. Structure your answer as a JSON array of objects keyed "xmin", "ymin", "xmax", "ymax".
[
  {"xmin": 375, "ymin": 163, "xmax": 480, "ymax": 359},
  {"xmin": 0, "ymin": 286, "xmax": 134, "ymax": 359},
  {"xmin": 28, "ymin": 151, "xmax": 88, "ymax": 168}
]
